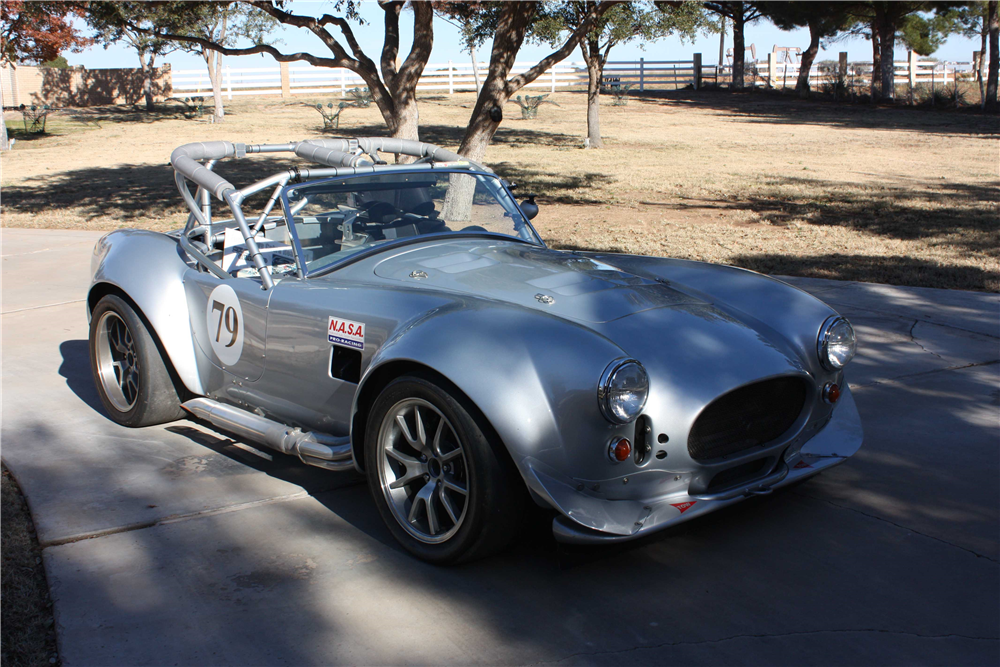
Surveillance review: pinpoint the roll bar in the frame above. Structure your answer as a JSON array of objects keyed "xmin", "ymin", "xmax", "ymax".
[{"xmin": 170, "ymin": 138, "xmax": 488, "ymax": 290}]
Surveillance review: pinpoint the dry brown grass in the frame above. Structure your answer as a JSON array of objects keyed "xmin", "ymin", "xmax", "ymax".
[
  {"xmin": 1, "ymin": 465, "xmax": 58, "ymax": 667},
  {"xmin": 2, "ymin": 89, "xmax": 996, "ymax": 290}
]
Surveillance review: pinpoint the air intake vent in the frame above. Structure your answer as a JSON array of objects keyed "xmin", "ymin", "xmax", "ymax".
[{"xmin": 688, "ymin": 377, "xmax": 807, "ymax": 462}]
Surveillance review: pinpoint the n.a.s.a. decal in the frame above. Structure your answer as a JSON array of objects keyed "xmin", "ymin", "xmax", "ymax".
[{"xmin": 328, "ymin": 316, "xmax": 365, "ymax": 350}]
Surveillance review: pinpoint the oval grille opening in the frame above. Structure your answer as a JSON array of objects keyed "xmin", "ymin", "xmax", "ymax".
[{"xmin": 688, "ymin": 377, "xmax": 807, "ymax": 462}]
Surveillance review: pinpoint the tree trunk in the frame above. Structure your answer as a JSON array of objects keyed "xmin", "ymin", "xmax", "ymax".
[
  {"xmin": 205, "ymin": 49, "xmax": 225, "ymax": 123},
  {"xmin": 871, "ymin": 23, "xmax": 881, "ymax": 101},
  {"xmin": 875, "ymin": 6, "xmax": 896, "ymax": 102},
  {"xmin": 980, "ymin": 5, "xmax": 988, "ymax": 105},
  {"xmin": 390, "ymin": 96, "xmax": 420, "ymax": 142},
  {"xmin": 0, "ymin": 79, "xmax": 9, "ymax": 151},
  {"xmin": 142, "ymin": 53, "xmax": 156, "ymax": 112},
  {"xmin": 987, "ymin": 1, "xmax": 999, "ymax": 113},
  {"xmin": 732, "ymin": 9, "xmax": 746, "ymax": 90},
  {"xmin": 471, "ymin": 46, "xmax": 481, "ymax": 94},
  {"xmin": 584, "ymin": 38, "xmax": 602, "ymax": 149},
  {"xmin": 718, "ymin": 15, "xmax": 726, "ymax": 85},
  {"xmin": 796, "ymin": 21, "xmax": 821, "ymax": 98}
]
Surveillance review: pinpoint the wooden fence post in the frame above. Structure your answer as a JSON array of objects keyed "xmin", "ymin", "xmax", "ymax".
[
  {"xmin": 551, "ymin": 66, "xmax": 557, "ymax": 93},
  {"xmin": 340, "ymin": 68, "xmax": 346, "ymax": 95},
  {"xmin": 908, "ymin": 50, "xmax": 917, "ymax": 104},
  {"xmin": 693, "ymin": 53, "xmax": 702, "ymax": 90},
  {"xmin": 448, "ymin": 60, "xmax": 454, "ymax": 94},
  {"xmin": 639, "ymin": 57, "xmax": 644, "ymax": 92},
  {"xmin": 767, "ymin": 52, "xmax": 776, "ymax": 88},
  {"xmin": 225, "ymin": 65, "xmax": 232, "ymax": 101},
  {"xmin": 280, "ymin": 62, "xmax": 290, "ymax": 98}
]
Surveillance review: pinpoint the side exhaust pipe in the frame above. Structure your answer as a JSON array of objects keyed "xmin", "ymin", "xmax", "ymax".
[{"xmin": 181, "ymin": 398, "xmax": 354, "ymax": 472}]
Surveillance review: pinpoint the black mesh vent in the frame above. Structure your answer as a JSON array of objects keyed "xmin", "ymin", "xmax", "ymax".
[
  {"xmin": 707, "ymin": 458, "xmax": 770, "ymax": 491},
  {"xmin": 688, "ymin": 377, "xmax": 807, "ymax": 462}
]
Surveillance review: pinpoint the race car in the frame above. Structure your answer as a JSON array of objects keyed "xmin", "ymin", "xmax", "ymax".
[{"xmin": 88, "ymin": 137, "xmax": 862, "ymax": 563}]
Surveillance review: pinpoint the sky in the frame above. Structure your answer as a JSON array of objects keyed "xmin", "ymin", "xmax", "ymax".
[{"xmin": 69, "ymin": 2, "xmax": 982, "ymax": 74}]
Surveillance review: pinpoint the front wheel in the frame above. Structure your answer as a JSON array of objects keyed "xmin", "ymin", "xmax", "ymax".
[
  {"xmin": 89, "ymin": 294, "xmax": 185, "ymax": 427},
  {"xmin": 365, "ymin": 375, "xmax": 524, "ymax": 564}
]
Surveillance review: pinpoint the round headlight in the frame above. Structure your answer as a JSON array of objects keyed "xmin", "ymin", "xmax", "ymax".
[
  {"xmin": 818, "ymin": 316, "xmax": 857, "ymax": 370},
  {"xmin": 598, "ymin": 359, "xmax": 649, "ymax": 424}
]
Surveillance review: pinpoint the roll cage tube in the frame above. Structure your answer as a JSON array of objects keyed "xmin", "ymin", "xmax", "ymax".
[
  {"xmin": 275, "ymin": 168, "xmax": 545, "ymax": 279},
  {"xmin": 170, "ymin": 139, "xmax": 492, "ymax": 291}
]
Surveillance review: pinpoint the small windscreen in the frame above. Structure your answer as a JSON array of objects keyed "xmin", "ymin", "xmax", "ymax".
[{"xmin": 282, "ymin": 171, "xmax": 539, "ymax": 274}]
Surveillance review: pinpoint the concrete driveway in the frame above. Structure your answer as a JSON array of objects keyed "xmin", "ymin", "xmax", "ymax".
[{"xmin": 3, "ymin": 228, "xmax": 997, "ymax": 666}]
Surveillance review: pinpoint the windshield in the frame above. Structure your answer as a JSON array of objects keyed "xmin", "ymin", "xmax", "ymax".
[{"xmin": 281, "ymin": 170, "xmax": 541, "ymax": 275}]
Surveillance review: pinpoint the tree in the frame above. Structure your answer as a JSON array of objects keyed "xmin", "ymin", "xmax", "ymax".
[
  {"xmin": 87, "ymin": 3, "xmax": 180, "ymax": 111},
  {"xmin": 533, "ymin": 1, "xmax": 705, "ymax": 148},
  {"xmin": 443, "ymin": 2, "xmax": 616, "ymax": 163},
  {"xmin": 935, "ymin": 2, "xmax": 990, "ymax": 103},
  {"xmin": 176, "ymin": 3, "xmax": 278, "ymax": 123},
  {"xmin": 757, "ymin": 3, "xmax": 855, "ymax": 98},
  {"xmin": 987, "ymin": 0, "xmax": 998, "ymax": 111},
  {"xmin": 0, "ymin": 1, "xmax": 90, "ymax": 150},
  {"xmin": 103, "ymin": 1, "xmax": 435, "ymax": 140},
  {"xmin": 841, "ymin": 3, "xmax": 963, "ymax": 103},
  {"xmin": 702, "ymin": 2, "xmax": 763, "ymax": 90}
]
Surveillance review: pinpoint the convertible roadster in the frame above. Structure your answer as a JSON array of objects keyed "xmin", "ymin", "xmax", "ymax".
[{"xmin": 88, "ymin": 138, "xmax": 862, "ymax": 563}]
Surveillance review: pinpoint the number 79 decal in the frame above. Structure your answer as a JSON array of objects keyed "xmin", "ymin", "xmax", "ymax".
[{"xmin": 205, "ymin": 284, "xmax": 244, "ymax": 366}]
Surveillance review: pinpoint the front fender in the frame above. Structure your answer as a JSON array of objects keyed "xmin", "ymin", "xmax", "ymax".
[
  {"xmin": 354, "ymin": 300, "xmax": 630, "ymax": 507},
  {"xmin": 89, "ymin": 230, "xmax": 204, "ymax": 396}
]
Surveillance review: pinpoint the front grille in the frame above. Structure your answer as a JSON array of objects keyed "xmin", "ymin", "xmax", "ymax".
[{"xmin": 688, "ymin": 377, "xmax": 807, "ymax": 462}]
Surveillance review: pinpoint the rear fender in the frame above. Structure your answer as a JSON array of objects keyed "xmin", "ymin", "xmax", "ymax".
[{"xmin": 89, "ymin": 230, "xmax": 205, "ymax": 396}]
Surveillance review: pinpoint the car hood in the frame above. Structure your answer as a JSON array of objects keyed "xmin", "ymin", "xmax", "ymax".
[{"xmin": 373, "ymin": 240, "xmax": 705, "ymax": 324}]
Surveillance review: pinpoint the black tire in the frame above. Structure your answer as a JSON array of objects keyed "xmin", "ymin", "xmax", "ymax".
[
  {"xmin": 88, "ymin": 294, "xmax": 185, "ymax": 427},
  {"xmin": 365, "ymin": 374, "xmax": 524, "ymax": 564}
]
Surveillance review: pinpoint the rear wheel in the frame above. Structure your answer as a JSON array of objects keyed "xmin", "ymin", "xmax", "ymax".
[
  {"xmin": 89, "ymin": 295, "xmax": 185, "ymax": 427},
  {"xmin": 365, "ymin": 375, "xmax": 523, "ymax": 564}
]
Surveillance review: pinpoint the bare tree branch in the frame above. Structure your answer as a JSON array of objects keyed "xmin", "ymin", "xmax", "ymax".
[{"xmin": 506, "ymin": 1, "xmax": 619, "ymax": 96}]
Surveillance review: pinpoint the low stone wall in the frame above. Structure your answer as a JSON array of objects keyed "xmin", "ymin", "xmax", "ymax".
[{"xmin": 1, "ymin": 65, "xmax": 172, "ymax": 107}]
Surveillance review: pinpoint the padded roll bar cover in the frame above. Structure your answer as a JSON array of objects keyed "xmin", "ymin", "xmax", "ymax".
[
  {"xmin": 294, "ymin": 142, "xmax": 373, "ymax": 168},
  {"xmin": 171, "ymin": 141, "xmax": 238, "ymax": 199},
  {"xmin": 303, "ymin": 138, "xmax": 489, "ymax": 171}
]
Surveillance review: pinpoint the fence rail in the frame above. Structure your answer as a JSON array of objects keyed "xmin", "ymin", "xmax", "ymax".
[{"xmin": 168, "ymin": 52, "xmax": 979, "ymax": 102}]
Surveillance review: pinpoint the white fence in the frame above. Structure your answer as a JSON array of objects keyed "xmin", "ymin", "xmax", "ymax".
[
  {"xmin": 170, "ymin": 54, "xmax": 977, "ymax": 100},
  {"xmin": 170, "ymin": 59, "xmax": 704, "ymax": 99},
  {"xmin": 747, "ymin": 58, "xmax": 973, "ymax": 89}
]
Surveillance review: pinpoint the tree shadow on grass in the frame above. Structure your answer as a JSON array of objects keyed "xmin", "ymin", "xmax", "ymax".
[
  {"xmin": 2, "ymin": 158, "xmax": 300, "ymax": 222},
  {"xmin": 629, "ymin": 88, "xmax": 999, "ymax": 138},
  {"xmin": 337, "ymin": 122, "xmax": 581, "ymax": 149},
  {"xmin": 731, "ymin": 252, "xmax": 999, "ymax": 292}
]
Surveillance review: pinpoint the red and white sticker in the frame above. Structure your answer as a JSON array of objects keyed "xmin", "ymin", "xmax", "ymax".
[
  {"xmin": 328, "ymin": 316, "xmax": 365, "ymax": 350},
  {"xmin": 671, "ymin": 501, "xmax": 697, "ymax": 514},
  {"xmin": 794, "ymin": 460, "xmax": 813, "ymax": 469}
]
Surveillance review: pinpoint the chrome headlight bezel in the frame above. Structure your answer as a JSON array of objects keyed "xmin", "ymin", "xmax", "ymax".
[
  {"xmin": 598, "ymin": 358, "xmax": 649, "ymax": 425},
  {"xmin": 817, "ymin": 316, "xmax": 857, "ymax": 371}
]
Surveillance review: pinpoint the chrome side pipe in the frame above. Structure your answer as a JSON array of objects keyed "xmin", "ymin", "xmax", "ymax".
[{"xmin": 181, "ymin": 398, "xmax": 354, "ymax": 472}]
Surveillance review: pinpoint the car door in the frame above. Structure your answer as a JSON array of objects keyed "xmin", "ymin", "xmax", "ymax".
[{"xmin": 184, "ymin": 270, "xmax": 271, "ymax": 390}]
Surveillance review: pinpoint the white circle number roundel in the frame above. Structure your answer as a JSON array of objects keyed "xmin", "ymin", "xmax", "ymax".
[{"xmin": 205, "ymin": 284, "xmax": 244, "ymax": 367}]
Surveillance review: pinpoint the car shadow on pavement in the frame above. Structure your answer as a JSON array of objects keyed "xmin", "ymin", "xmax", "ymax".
[{"xmin": 58, "ymin": 340, "xmax": 104, "ymax": 415}]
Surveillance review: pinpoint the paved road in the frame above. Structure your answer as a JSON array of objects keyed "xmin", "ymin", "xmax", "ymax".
[{"xmin": 3, "ymin": 228, "xmax": 998, "ymax": 666}]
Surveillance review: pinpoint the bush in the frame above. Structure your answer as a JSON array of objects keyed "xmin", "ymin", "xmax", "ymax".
[{"xmin": 510, "ymin": 94, "xmax": 559, "ymax": 120}]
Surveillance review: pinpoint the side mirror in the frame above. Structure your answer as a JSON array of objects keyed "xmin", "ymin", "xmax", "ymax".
[{"xmin": 520, "ymin": 195, "xmax": 539, "ymax": 220}]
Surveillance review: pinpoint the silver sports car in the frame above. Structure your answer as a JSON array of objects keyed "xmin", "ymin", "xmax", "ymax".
[{"xmin": 88, "ymin": 138, "xmax": 863, "ymax": 563}]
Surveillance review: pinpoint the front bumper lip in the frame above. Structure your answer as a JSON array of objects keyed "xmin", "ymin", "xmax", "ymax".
[{"xmin": 531, "ymin": 386, "xmax": 864, "ymax": 545}]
